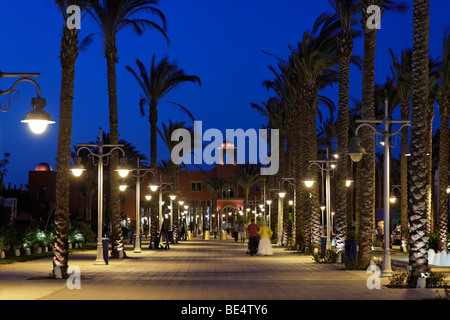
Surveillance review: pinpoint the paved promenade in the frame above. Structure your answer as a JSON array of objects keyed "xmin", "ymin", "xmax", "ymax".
[{"xmin": 0, "ymin": 237, "xmax": 446, "ymax": 301}]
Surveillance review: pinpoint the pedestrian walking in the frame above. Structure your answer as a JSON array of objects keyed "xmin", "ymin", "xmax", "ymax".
[
  {"xmin": 247, "ymin": 218, "xmax": 259, "ymax": 256},
  {"xmin": 233, "ymin": 223, "xmax": 239, "ymax": 242},
  {"xmin": 239, "ymin": 223, "xmax": 246, "ymax": 244},
  {"xmin": 213, "ymin": 224, "xmax": 218, "ymax": 239},
  {"xmin": 257, "ymin": 222, "xmax": 273, "ymax": 256}
]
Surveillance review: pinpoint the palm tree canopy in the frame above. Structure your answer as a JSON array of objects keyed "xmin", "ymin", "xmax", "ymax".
[
  {"xmin": 203, "ymin": 177, "xmax": 227, "ymax": 198},
  {"xmin": 126, "ymin": 55, "xmax": 201, "ymax": 119},
  {"xmin": 88, "ymin": 0, "xmax": 168, "ymax": 56},
  {"xmin": 232, "ymin": 163, "xmax": 262, "ymax": 193}
]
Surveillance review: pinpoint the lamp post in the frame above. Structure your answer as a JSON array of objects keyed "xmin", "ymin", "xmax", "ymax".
[
  {"xmin": 281, "ymin": 177, "xmax": 296, "ymax": 243},
  {"xmin": 71, "ymin": 127, "xmax": 129, "ymax": 264},
  {"xmin": 169, "ymin": 194, "xmax": 177, "ymax": 231},
  {"xmin": 148, "ymin": 180, "xmax": 174, "ymax": 247},
  {"xmin": 347, "ymin": 98, "xmax": 410, "ymax": 277},
  {"xmin": 303, "ymin": 148, "xmax": 337, "ymax": 251},
  {"xmin": 266, "ymin": 200, "xmax": 272, "ymax": 228},
  {"xmin": 0, "ymin": 72, "xmax": 54, "ymax": 134},
  {"xmin": 320, "ymin": 204, "xmax": 326, "ymax": 236},
  {"xmin": 127, "ymin": 158, "xmax": 156, "ymax": 253},
  {"xmin": 277, "ymin": 190, "xmax": 285, "ymax": 246}
]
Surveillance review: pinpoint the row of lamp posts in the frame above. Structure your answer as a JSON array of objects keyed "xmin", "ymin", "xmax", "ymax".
[{"xmin": 2, "ymin": 70, "xmax": 411, "ymax": 275}]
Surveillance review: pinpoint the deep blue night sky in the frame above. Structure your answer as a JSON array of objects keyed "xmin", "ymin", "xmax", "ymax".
[{"xmin": 1, "ymin": 0, "xmax": 449, "ymax": 187}]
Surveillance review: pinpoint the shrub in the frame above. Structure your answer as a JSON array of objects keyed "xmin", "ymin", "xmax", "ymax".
[
  {"xmin": 69, "ymin": 229, "xmax": 85, "ymax": 244},
  {"xmin": 386, "ymin": 271, "xmax": 449, "ymax": 288},
  {"xmin": 22, "ymin": 229, "xmax": 53, "ymax": 250},
  {"xmin": 313, "ymin": 249, "xmax": 337, "ymax": 263},
  {"xmin": 70, "ymin": 221, "xmax": 95, "ymax": 242},
  {"xmin": 426, "ymin": 272, "xmax": 449, "ymax": 288},
  {"xmin": 428, "ymin": 233, "xmax": 440, "ymax": 252}
]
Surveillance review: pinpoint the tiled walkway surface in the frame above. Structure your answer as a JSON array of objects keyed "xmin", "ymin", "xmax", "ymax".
[{"xmin": 0, "ymin": 238, "xmax": 446, "ymax": 300}]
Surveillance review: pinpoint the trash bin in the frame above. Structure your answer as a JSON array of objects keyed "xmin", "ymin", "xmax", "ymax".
[
  {"xmin": 102, "ymin": 237, "xmax": 109, "ymax": 265},
  {"xmin": 344, "ymin": 238, "xmax": 357, "ymax": 265},
  {"xmin": 321, "ymin": 236, "xmax": 327, "ymax": 255}
]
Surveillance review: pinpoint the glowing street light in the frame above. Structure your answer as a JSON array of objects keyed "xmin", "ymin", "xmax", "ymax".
[
  {"xmin": 126, "ymin": 158, "xmax": 156, "ymax": 252},
  {"xmin": 305, "ymin": 148, "xmax": 337, "ymax": 250},
  {"xmin": 71, "ymin": 127, "xmax": 128, "ymax": 264},
  {"xmin": 0, "ymin": 72, "xmax": 54, "ymax": 134},
  {"xmin": 348, "ymin": 98, "xmax": 410, "ymax": 277}
]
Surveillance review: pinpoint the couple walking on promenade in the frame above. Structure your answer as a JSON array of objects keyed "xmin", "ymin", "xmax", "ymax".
[{"xmin": 247, "ymin": 218, "xmax": 273, "ymax": 256}]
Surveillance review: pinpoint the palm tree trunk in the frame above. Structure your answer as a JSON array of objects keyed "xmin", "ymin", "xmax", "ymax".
[
  {"xmin": 427, "ymin": 104, "xmax": 434, "ymax": 233},
  {"xmin": 52, "ymin": 26, "xmax": 78, "ymax": 279},
  {"xmin": 335, "ymin": 32, "xmax": 352, "ymax": 256},
  {"xmin": 438, "ymin": 99, "xmax": 449, "ymax": 251},
  {"xmin": 105, "ymin": 43, "xmax": 125, "ymax": 258},
  {"xmin": 172, "ymin": 162, "xmax": 179, "ymax": 241},
  {"xmin": 294, "ymin": 116, "xmax": 304, "ymax": 247},
  {"xmin": 409, "ymin": 0, "xmax": 430, "ymax": 285},
  {"xmin": 355, "ymin": 162, "xmax": 361, "ymax": 241},
  {"xmin": 400, "ymin": 102, "xmax": 410, "ymax": 252},
  {"xmin": 307, "ymin": 96, "xmax": 321, "ymax": 251},
  {"xmin": 298, "ymin": 107, "xmax": 311, "ymax": 250},
  {"xmin": 358, "ymin": 19, "xmax": 377, "ymax": 267},
  {"xmin": 149, "ymin": 105, "xmax": 159, "ymax": 246}
]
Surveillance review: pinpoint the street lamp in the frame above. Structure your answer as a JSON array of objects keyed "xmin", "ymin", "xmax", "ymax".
[
  {"xmin": 148, "ymin": 180, "xmax": 174, "ymax": 246},
  {"xmin": 71, "ymin": 127, "xmax": 129, "ymax": 264},
  {"xmin": 347, "ymin": 98, "xmax": 410, "ymax": 277},
  {"xmin": 304, "ymin": 148, "xmax": 337, "ymax": 251},
  {"xmin": 320, "ymin": 203, "xmax": 326, "ymax": 236},
  {"xmin": 277, "ymin": 190, "xmax": 286, "ymax": 246},
  {"xmin": 127, "ymin": 158, "xmax": 156, "ymax": 253},
  {"xmin": 169, "ymin": 194, "xmax": 177, "ymax": 231},
  {"xmin": 0, "ymin": 72, "xmax": 55, "ymax": 134}
]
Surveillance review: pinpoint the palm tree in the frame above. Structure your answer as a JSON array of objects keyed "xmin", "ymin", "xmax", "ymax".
[
  {"xmin": 52, "ymin": 0, "xmax": 92, "ymax": 279},
  {"xmin": 390, "ymin": 47, "xmax": 412, "ymax": 252},
  {"xmin": 88, "ymin": 0, "xmax": 167, "ymax": 258},
  {"xmin": 426, "ymin": 56, "xmax": 442, "ymax": 233},
  {"xmin": 438, "ymin": 32, "xmax": 450, "ymax": 251},
  {"xmin": 328, "ymin": 0, "xmax": 360, "ymax": 257},
  {"xmin": 233, "ymin": 163, "xmax": 262, "ymax": 206},
  {"xmin": 126, "ymin": 55, "xmax": 200, "ymax": 244},
  {"xmin": 288, "ymin": 15, "xmax": 339, "ymax": 251},
  {"xmin": 408, "ymin": 0, "xmax": 430, "ymax": 285},
  {"xmin": 354, "ymin": 0, "xmax": 409, "ymax": 267}
]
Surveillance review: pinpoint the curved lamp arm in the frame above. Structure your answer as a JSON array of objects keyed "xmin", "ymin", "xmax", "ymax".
[{"xmin": 355, "ymin": 123, "xmax": 383, "ymax": 138}]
